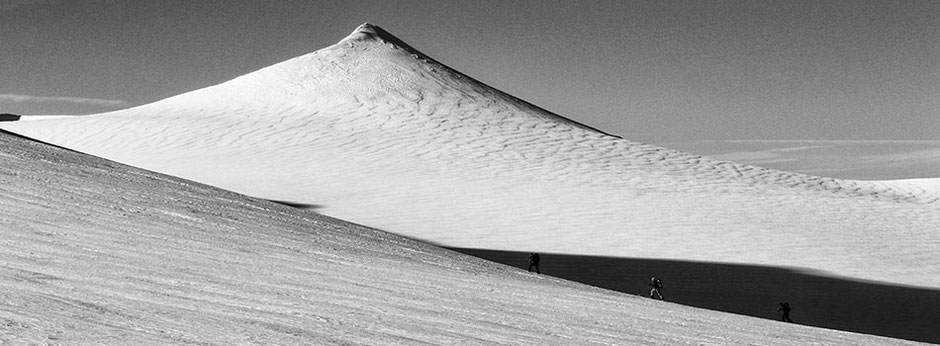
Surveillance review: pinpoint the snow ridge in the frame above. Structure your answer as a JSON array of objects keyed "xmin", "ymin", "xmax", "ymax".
[
  {"xmin": 2, "ymin": 24, "xmax": 939, "ymax": 288},
  {"xmin": 3, "ymin": 130, "xmax": 922, "ymax": 345},
  {"xmin": 342, "ymin": 23, "xmax": 427, "ymax": 57}
]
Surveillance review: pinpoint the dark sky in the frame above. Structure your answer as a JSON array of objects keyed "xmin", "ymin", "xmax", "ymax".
[{"xmin": 2, "ymin": 0, "xmax": 939, "ymax": 178}]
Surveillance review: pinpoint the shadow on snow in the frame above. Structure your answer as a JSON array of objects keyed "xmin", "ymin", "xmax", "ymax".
[{"xmin": 448, "ymin": 247, "xmax": 940, "ymax": 344}]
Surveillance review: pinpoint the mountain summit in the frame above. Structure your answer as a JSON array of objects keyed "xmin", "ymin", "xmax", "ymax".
[
  {"xmin": 342, "ymin": 22, "xmax": 424, "ymax": 54},
  {"xmin": 2, "ymin": 24, "xmax": 939, "ymax": 288}
]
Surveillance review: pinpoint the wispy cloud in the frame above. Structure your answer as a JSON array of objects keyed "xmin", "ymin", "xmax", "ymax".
[
  {"xmin": 722, "ymin": 139, "xmax": 940, "ymax": 145},
  {"xmin": 0, "ymin": 0, "xmax": 118, "ymax": 12},
  {"xmin": 662, "ymin": 139, "xmax": 940, "ymax": 180},
  {"xmin": 0, "ymin": 93, "xmax": 128, "ymax": 107},
  {"xmin": 0, "ymin": 0, "xmax": 56, "ymax": 11},
  {"xmin": 862, "ymin": 148, "xmax": 940, "ymax": 164}
]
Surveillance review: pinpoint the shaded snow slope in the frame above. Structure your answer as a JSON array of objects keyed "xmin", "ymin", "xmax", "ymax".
[
  {"xmin": 3, "ymin": 23, "xmax": 939, "ymax": 289},
  {"xmin": 4, "ymin": 132, "xmax": 925, "ymax": 345}
]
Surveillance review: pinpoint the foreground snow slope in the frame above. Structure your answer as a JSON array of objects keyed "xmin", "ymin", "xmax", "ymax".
[
  {"xmin": 3, "ymin": 24, "xmax": 939, "ymax": 288},
  {"xmin": 4, "ymin": 132, "xmax": 923, "ymax": 345}
]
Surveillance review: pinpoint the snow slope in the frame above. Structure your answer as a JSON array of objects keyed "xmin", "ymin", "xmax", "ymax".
[
  {"xmin": 5, "ymin": 131, "xmax": 924, "ymax": 345},
  {"xmin": 3, "ymin": 23, "xmax": 939, "ymax": 289}
]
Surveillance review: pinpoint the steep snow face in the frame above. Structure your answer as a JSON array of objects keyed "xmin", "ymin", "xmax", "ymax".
[
  {"xmin": 3, "ymin": 23, "xmax": 940, "ymax": 288},
  {"xmin": 2, "ymin": 131, "xmax": 924, "ymax": 345}
]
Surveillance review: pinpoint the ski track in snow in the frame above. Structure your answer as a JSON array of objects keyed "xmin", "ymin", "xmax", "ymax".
[
  {"xmin": 3, "ymin": 132, "xmax": 924, "ymax": 345},
  {"xmin": 2, "ymin": 24, "xmax": 939, "ymax": 290}
]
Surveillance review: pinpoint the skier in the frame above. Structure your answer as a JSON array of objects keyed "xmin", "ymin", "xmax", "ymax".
[
  {"xmin": 778, "ymin": 302, "xmax": 793, "ymax": 322},
  {"xmin": 649, "ymin": 276, "xmax": 664, "ymax": 300},
  {"xmin": 527, "ymin": 253, "xmax": 541, "ymax": 274}
]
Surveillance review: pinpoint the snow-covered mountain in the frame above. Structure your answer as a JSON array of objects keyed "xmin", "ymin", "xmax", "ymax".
[{"xmin": 3, "ymin": 23, "xmax": 939, "ymax": 289}]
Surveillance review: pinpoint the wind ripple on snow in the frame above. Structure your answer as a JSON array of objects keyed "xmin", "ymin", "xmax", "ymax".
[{"xmin": 2, "ymin": 23, "xmax": 939, "ymax": 288}]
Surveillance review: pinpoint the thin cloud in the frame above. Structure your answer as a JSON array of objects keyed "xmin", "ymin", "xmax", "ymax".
[
  {"xmin": 0, "ymin": 0, "xmax": 56, "ymax": 11},
  {"xmin": 662, "ymin": 139, "xmax": 940, "ymax": 179},
  {"xmin": 0, "ymin": 0, "xmax": 117, "ymax": 12},
  {"xmin": 724, "ymin": 139, "xmax": 940, "ymax": 144},
  {"xmin": 863, "ymin": 148, "xmax": 940, "ymax": 164},
  {"xmin": 0, "ymin": 93, "xmax": 128, "ymax": 107}
]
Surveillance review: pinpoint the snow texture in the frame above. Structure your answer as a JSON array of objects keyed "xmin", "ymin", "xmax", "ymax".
[
  {"xmin": 0, "ymin": 130, "xmax": 926, "ymax": 345},
  {"xmin": 2, "ymin": 23, "xmax": 939, "ymax": 290}
]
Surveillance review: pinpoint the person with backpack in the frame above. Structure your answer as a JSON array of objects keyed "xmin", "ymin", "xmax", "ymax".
[
  {"xmin": 778, "ymin": 302, "xmax": 793, "ymax": 322},
  {"xmin": 527, "ymin": 253, "xmax": 541, "ymax": 274},
  {"xmin": 649, "ymin": 276, "xmax": 664, "ymax": 300}
]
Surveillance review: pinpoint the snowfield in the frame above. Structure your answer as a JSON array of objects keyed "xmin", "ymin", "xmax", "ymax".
[
  {"xmin": 0, "ymin": 131, "xmax": 927, "ymax": 345},
  {"xmin": 2, "ymin": 23, "xmax": 939, "ymax": 290}
]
